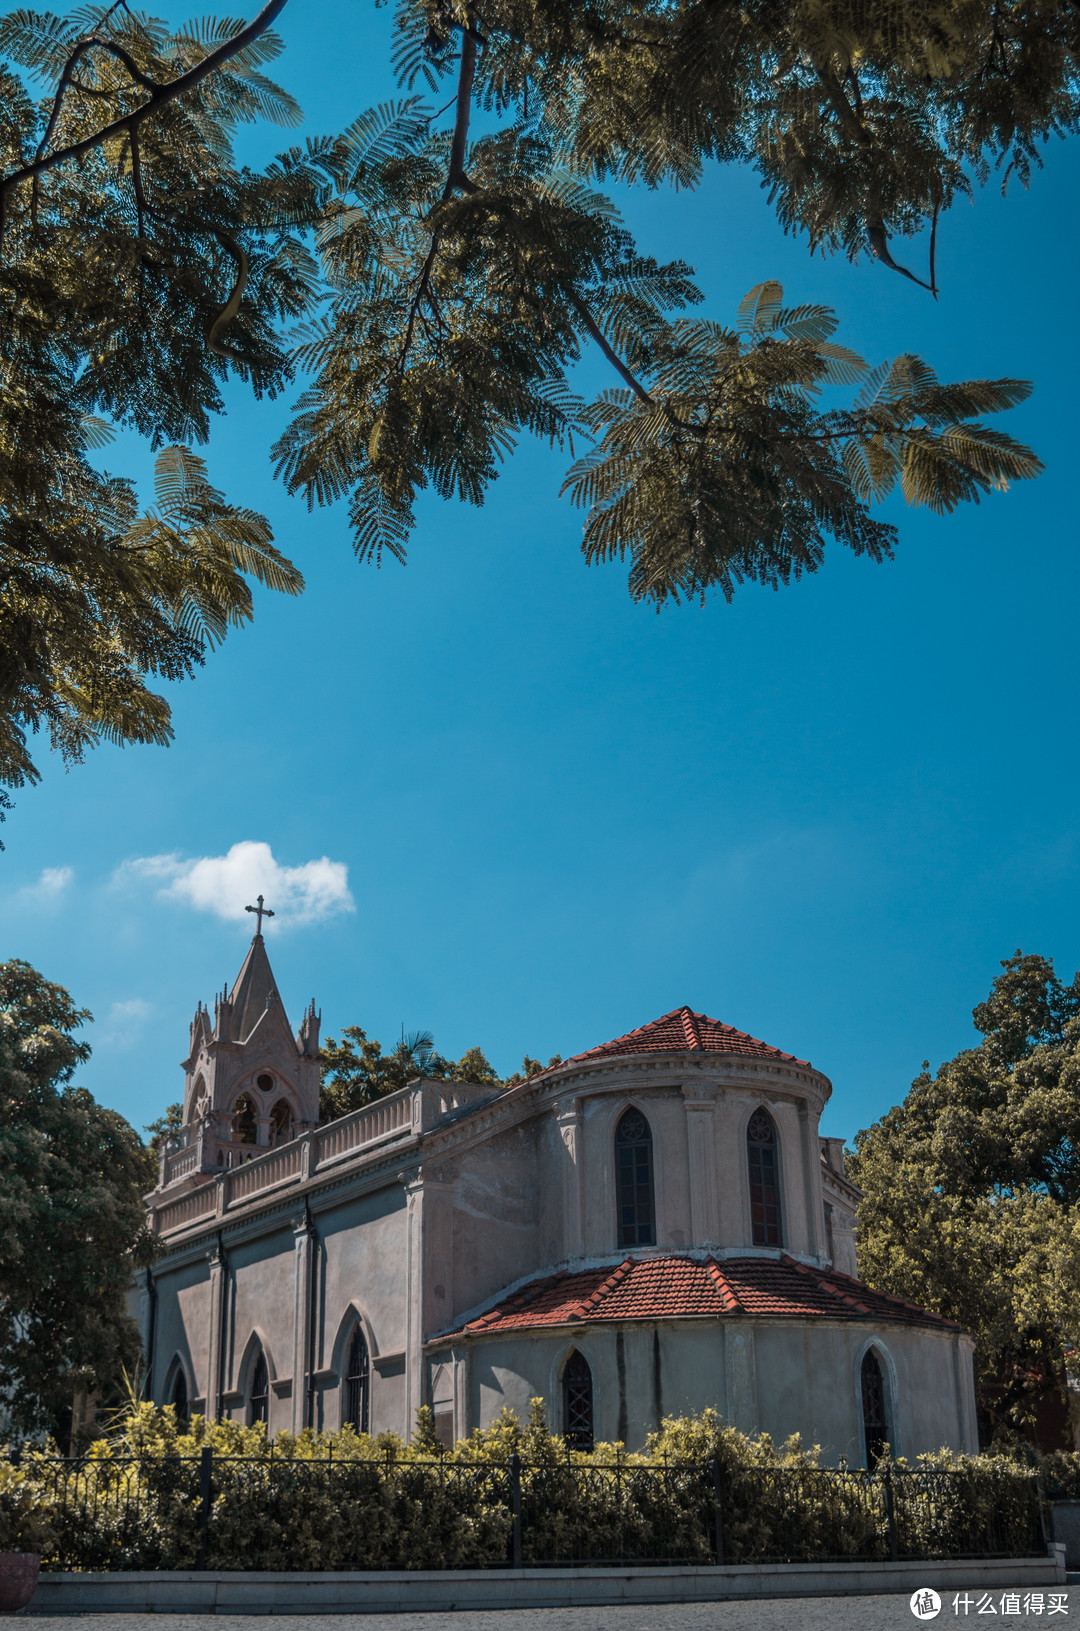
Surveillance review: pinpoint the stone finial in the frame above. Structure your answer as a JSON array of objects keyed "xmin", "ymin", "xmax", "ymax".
[{"xmin": 298, "ymin": 999, "xmax": 321, "ymax": 1058}]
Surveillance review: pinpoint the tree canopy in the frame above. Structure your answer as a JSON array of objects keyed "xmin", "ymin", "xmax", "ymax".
[
  {"xmin": 848, "ymin": 951, "xmax": 1080, "ymax": 1442},
  {"xmin": 318, "ymin": 1023, "xmax": 555, "ymax": 1120},
  {"xmin": 0, "ymin": 959, "xmax": 156, "ymax": 1439},
  {"xmin": 1, "ymin": 0, "xmax": 1068, "ymax": 786}
]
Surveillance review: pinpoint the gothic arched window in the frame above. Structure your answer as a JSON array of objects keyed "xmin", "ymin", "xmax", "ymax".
[
  {"xmin": 170, "ymin": 1366, "xmax": 189, "ymax": 1428},
  {"xmin": 345, "ymin": 1328, "xmax": 370, "ymax": 1435},
  {"xmin": 249, "ymin": 1351, "xmax": 269, "ymax": 1427},
  {"xmin": 747, "ymin": 1108, "xmax": 782, "ymax": 1246},
  {"xmin": 232, "ymin": 1093, "xmax": 256, "ymax": 1144},
  {"xmin": 615, "ymin": 1108, "xmax": 655, "ymax": 1246},
  {"xmin": 861, "ymin": 1349, "xmax": 889, "ymax": 1467},
  {"xmin": 269, "ymin": 1099, "xmax": 293, "ymax": 1146},
  {"xmin": 562, "ymin": 1350, "xmax": 594, "ymax": 1450}
]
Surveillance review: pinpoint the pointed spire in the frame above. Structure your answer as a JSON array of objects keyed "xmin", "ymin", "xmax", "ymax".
[{"xmin": 227, "ymin": 932, "xmax": 288, "ymax": 1043}]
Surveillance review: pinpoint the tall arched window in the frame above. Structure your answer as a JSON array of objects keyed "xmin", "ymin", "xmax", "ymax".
[
  {"xmin": 233, "ymin": 1093, "xmax": 257, "ymax": 1144},
  {"xmin": 562, "ymin": 1350, "xmax": 594, "ymax": 1450},
  {"xmin": 615, "ymin": 1108, "xmax": 655, "ymax": 1246},
  {"xmin": 747, "ymin": 1108, "xmax": 782, "ymax": 1246},
  {"xmin": 249, "ymin": 1351, "xmax": 269, "ymax": 1427},
  {"xmin": 170, "ymin": 1366, "xmax": 189, "ymax": 1428},
  {"xmin": 861, "ymin": 1349, "xmax": 889, "ymax": 1466},
  {"xmin": 269, "ymin": 1099, "xmax": 293, "ymax": 1146},
  {"xmin": 345, "ymin": 1327, "xmax": 370, "ymax": 1435}
]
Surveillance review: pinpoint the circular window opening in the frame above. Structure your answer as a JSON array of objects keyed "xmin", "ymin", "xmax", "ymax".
[{"xmin": 257, "ymin": 1073, "xmax": 274, "ymax": 1092}]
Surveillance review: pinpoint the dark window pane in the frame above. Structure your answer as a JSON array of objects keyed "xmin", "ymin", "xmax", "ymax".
[
  {"xmin": 615, "ymin": 1108, "xmax": 655, "ymax": 1246},
  {"xmin": 563, "ymin": 1350, "xmax": 594, "ymax": 1450},
  {"xmin": 250, "ymin": 1353, "xmax": 269, "ymax": 1426},
  {"xmin": 346, "ymin": 1328, "xmax": 370, "ymax": 1435},
  {"xmin": 170, "ymin": 1368, "xmax": 188, "ymax": 1427},
  {"xmin": 861, "ymin": 1350, "xmax": 888, "ymax": 1466},
  {"xmin": 747, "ymin": 1110, "xmax": 782, "ymax": 1246}
]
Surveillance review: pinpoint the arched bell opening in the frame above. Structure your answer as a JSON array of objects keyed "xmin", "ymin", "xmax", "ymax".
[
  {"xmin": 269, "ymin": 1098, "xmax": 294, "ymax": 1146},
  {"xmin": 232, "ymin": 1093, "xmax": 257, "ymax": 1144}
]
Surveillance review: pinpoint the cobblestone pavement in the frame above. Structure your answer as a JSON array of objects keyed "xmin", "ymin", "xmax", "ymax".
[{"xmin": 2, "ymin": 1591, "xmax": 1074, "ymax": 1631}]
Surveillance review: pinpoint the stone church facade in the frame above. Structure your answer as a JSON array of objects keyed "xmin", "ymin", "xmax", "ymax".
[{"xmin": 139, "ymin": 932, "xmax": 979, "ymax": 1463}]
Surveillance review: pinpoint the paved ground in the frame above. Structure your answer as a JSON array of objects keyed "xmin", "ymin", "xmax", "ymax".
[{"xmin": 2, "ymin": 1592, "xmax": 1074, "ymax": 1630}]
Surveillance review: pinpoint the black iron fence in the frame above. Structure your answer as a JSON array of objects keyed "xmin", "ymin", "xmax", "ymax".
[{"xmin": 20, "ymin": 1451, "xmax": 1048, "ymax": 1572}]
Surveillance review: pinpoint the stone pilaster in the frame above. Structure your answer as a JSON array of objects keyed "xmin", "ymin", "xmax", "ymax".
[
  {"xmin": 206, "ymin": 1239, "xmax": 227, "ymax": 1420},
  {"xmin": 555, "ymin": 1097, "xmax": 584, "ymax": 1260},
  {"xmin": 681, "ymin": 1085, "xmax": 719, "ymax": 1246},
  {"xmin": 797, "ymin": 1100, "xmax": 825, "ymax": 1260},
  {"xmin": 290, "ymin": 1211, "xmax": 316, "ymax": 1434},
  {"xmin": 401, "ymin": 1171, "xmax": 425, "ymax": 1438},
  {"xmin": 724, "ymin": 1324, "xmax": 757, "ymax": 1432}
]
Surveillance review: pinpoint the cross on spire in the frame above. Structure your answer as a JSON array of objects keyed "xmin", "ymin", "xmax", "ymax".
[{"xmin": 245, "ymin": 895, "xmax": 275, "ymax": 935}]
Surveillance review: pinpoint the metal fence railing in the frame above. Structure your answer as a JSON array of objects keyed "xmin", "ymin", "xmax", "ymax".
[{"xmin": 17, "ymin": 1451, "xmax": 1049, "ymax": 1572}]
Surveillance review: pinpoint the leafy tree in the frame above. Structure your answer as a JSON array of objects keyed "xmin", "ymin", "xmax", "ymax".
[
  {"xmin": 318, "ymin": 1023, "xmax": 503, "ymax": 1119},
  {"xmin": 849, "ymin": 952, "xmax": 1080, "ymax": 1441},
  {"xmin": 0, "ymin": 0, "xmax": 315, "ymax": 788},
  {"xmin": 144, "ymin": 1099, "xmax": 183, "ymax": 1172},
  {"xmin": 0, "ymin": 0, "xmax": 1064, "ymax": 784},
  {"xmin": 0, "ymin": 959, "xmax": 156, "ymax": 1438}
]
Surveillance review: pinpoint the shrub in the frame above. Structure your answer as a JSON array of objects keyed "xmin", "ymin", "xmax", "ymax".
[{"xmin": 5, "ymin": 1399, "xmax": 1052, "ymax": 1571}]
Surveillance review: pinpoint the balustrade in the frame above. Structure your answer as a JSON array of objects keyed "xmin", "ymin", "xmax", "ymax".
[
  {"xmin": 154, "ymin": 1185, "xmax": 216, "ymax": 1235},
  {"xmin": 315, "ymin": 1089, "xmax": 412, "ymax": 1166},
  {"xmin": 226, "ymin": 1140, "xmax": 303, "ymax": 1203},
  {"xmin": 154, "ymin": 1084, "xmax": 419, "ymax": 1235}
]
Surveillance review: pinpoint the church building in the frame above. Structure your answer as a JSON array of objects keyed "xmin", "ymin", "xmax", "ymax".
[{"xmin": 140, "ymin": 927, "xmax": 979, "ymax": 1464}]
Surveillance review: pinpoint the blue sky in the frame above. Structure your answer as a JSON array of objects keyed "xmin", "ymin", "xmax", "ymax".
[{"xmin": 2, "ymin": 0, "xmax": 1078, "ymax": 1143}]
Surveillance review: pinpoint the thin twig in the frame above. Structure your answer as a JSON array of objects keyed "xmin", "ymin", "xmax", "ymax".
[
  {"xmin": 130, "ymin": 126, "xmax": 146, "ymax": 242},
  {"xmin": 867, "ymin": 221, "xmax": 935, "ymax": 292}
]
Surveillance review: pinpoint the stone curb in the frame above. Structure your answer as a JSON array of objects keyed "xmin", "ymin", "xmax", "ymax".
[{"xmin": 24, "ymin": 1550, "xmax": 1067, "ymax": 1614}]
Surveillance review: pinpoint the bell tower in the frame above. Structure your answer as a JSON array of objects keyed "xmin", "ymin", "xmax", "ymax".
[{"xmin": 153, "ymin": 904, "xmax": 321, "ymax": 1193}]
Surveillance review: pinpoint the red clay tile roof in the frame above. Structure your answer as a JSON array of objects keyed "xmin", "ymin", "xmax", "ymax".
[
  {"xmin": 565, "ymin": 1007, "xmax": 811, "ymax": 1069},
  {"xmin": 434, "ymin": 1255, "xmax": 959, "ymax": 1341}
]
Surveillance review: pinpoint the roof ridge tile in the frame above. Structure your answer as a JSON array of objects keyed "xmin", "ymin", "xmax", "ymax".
[
  {"xmin": 581, "ymin": 1257, "xmax": 635, "ymax": 1311},
  {"xmin": 705, "ymin": 1256, "xmax": 745, "ymax": 1314},
  {"xmin": 780, "ymin": 1255, "xmax": 877, "ymax": 1317}
]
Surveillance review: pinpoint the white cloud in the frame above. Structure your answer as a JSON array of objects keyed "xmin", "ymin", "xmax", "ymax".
[
  {"xmin": 108, "ymin": 998, "xmax": 152, "ymax": 1023},
  {"xmin": 97, "ymin": 997, "xmax": 153, "ymax": 1049},
  {"xmin": 16, "ymin": 865, "xmax": 74, "ymax": 903},
  {"xmin": 115, "ymin": 840, "xmax": 355, "ymax": 930}
]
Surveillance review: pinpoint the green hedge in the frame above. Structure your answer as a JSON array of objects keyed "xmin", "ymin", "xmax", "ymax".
[{"xmin": 2, "ymin": 1401, "xmax": 1068, "ymax": 1569}]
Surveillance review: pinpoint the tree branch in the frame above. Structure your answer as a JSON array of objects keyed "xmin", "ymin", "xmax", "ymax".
[
  {"xmin": 444, "ymin": 22, "xmax": 479, "ymax": 199},
  {"xmin": 205, "ymin": 228, "xmax": 249, "ymax": 362},
  {"xmin": 570, "ymin": 296, "xmax": 652, "ymax": 404},
  {"xmin": 0, "ymin": 0, "xmax": 291, "ymax": 198},
  {"xmin": 399, "ymin": 14, "xmax": 481, "ymax": 366},
  {"xmin": 814, "ymin": 60, "xmax": 874, "ymax": 151}
]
